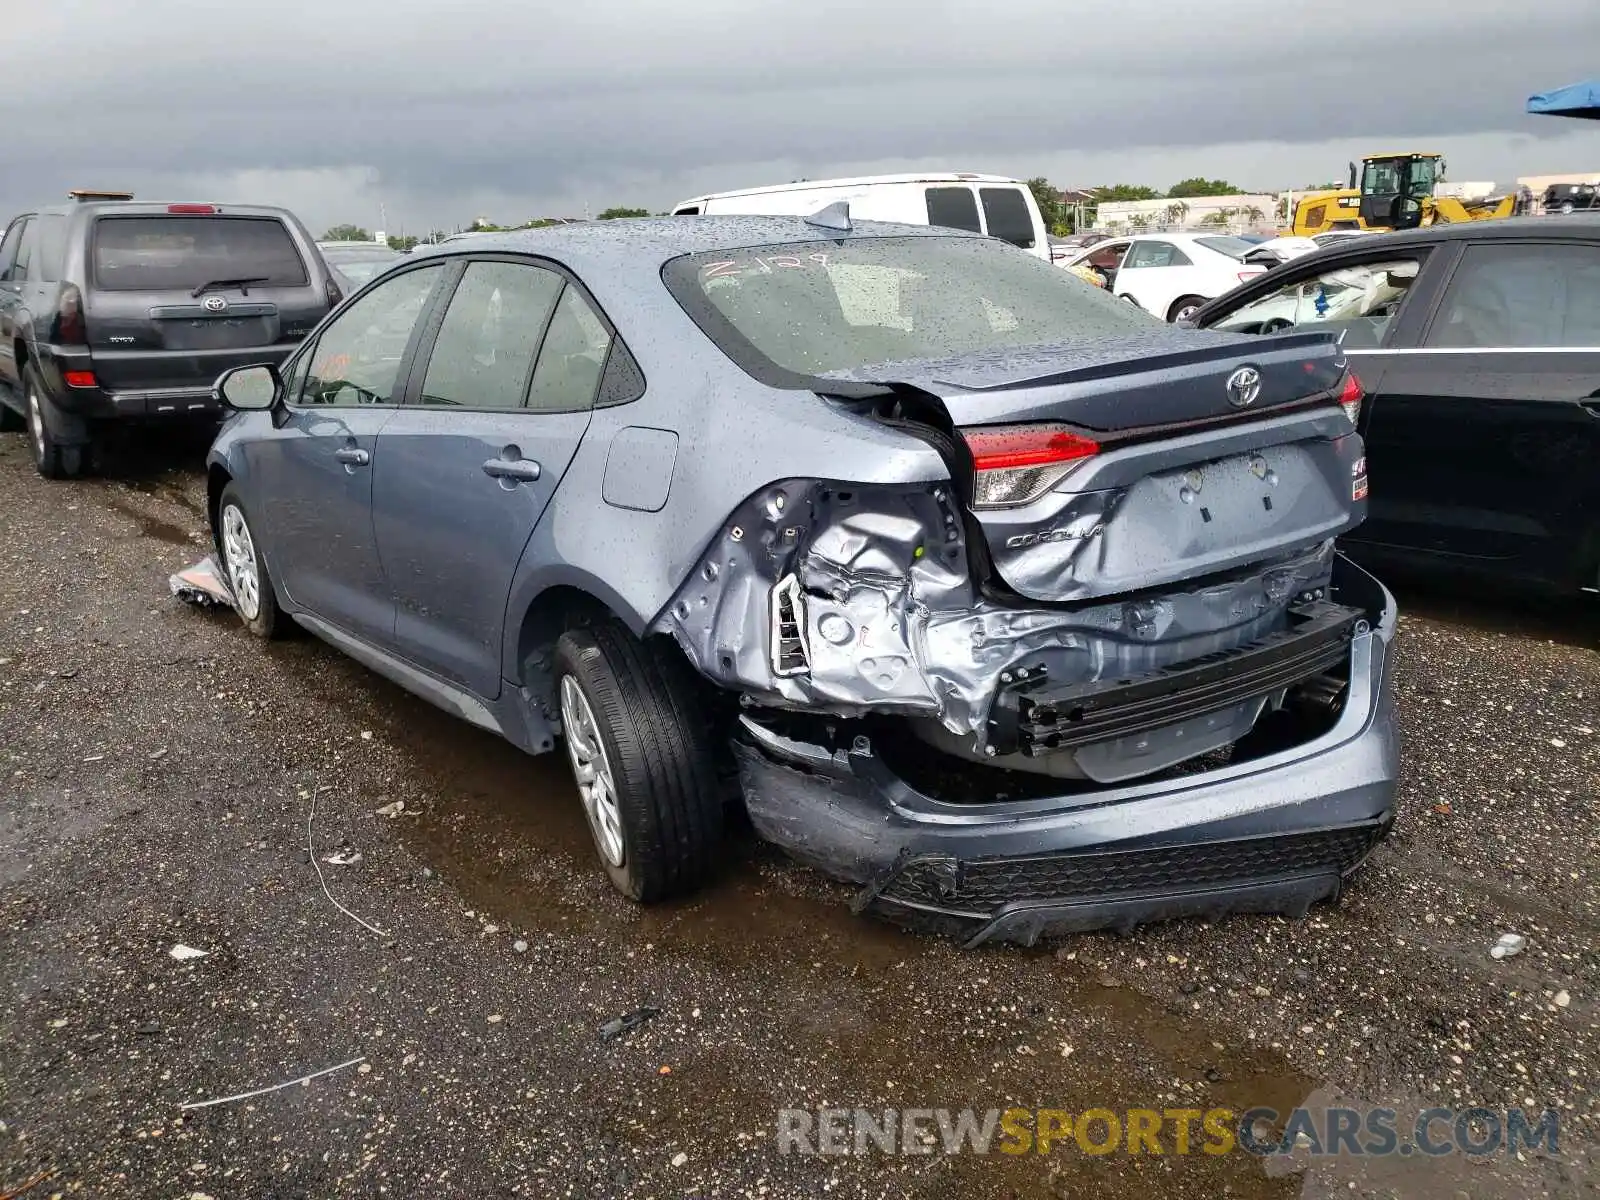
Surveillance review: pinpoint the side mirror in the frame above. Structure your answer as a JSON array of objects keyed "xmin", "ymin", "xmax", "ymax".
[{"xmin": 215, "ymin": 363, "xmax": 281, "ymax": 411}]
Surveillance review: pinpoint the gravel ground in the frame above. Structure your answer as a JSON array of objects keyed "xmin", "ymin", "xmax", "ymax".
[{"xmin": 0, "ymin": 430, "xmax": 1594, "ymax": 1199}]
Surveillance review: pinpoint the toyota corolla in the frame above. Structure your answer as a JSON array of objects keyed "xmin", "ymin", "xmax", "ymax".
[{"xmin": 183, "ymin": 212, "xmax": 1399, "ymax": 945}]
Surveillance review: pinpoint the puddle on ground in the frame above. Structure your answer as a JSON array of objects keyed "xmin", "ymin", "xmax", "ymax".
[
  {"xmin": 268, "ymin": 640, "xmax": 1319, "ymax": 1198},
  {"xmin": 100, "ymin": 491, "xmax": 199, "ymax": 547}
]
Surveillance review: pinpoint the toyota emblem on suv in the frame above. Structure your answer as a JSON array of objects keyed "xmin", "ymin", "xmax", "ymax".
[
  {"xmin": 1226, "ymin": 366, "xmax": 1262, "ymax": 408},
  {"xmin": 202, "ymin": 295, "xmax": 228, "ymax": 313}
]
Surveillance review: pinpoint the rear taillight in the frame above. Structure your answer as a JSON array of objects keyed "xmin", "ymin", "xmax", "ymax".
[
  {"xmin": 962, "ymin": 423, "xmax": 1100, "ymax": 510},
  {"xmin": 63, "ymin": 370, "xmax": 97, "ymax": 388},
  {"xmin": 326, "ymin": 276, "xmax": 344, "ymax": 309},
  {"xmin": 167, "ymin": 203, "xmax": 217, "ymax": 214},
  {"xmin": 55, "ymin": 284, "xmax": 87, "ymax": 345},
  {"xmin": 1338, "ymin": 371, "xmax": 1363, "ymax": 427}
]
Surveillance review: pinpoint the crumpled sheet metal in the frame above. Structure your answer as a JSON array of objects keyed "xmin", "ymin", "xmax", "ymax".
[
  {"xmin": 170, "ymin": 554, "xmax": 237, "ymax": 610},
  {"xmin": 656, "ymin": 479, "xmax": 1337, "ymax": 741}
]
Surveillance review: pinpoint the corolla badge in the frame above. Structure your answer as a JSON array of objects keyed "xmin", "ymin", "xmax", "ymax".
[
  {"xmin": 202, "ymin": 295, "xmax": 228, "ymax": 313},
  {"xmin": 1225, "ymin": 366, "xmax": 1262, "ymax": 408}
]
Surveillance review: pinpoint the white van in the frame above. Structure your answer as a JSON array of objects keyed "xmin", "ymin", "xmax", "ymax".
[{"xmin": 670, "ymin": 173, "xmax": 1051, "ymax": 260}]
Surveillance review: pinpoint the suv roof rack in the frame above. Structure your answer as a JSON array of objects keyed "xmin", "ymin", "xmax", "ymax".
[{"xmin": 67, "ymin": 188, "xmax": 135, "ymax": 203}]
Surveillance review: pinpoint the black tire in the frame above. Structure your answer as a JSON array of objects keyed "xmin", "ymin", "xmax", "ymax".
[
  {"xmin": 1168, "ymin": 295, "xmax": 1206, "ymax": 323},
  {"xmin": 216, "ymin": 483, "xmax": 283, "ymax": 639},
  {"xmin": 23, "ymin": 365, "xmax": 84, "ymax": 480},
  {"xmin": 554, "ymin": 621, "xmax": 723, "ymax": 902}
]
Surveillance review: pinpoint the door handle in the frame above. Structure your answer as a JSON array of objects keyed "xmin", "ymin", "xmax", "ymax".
[
  {"xmin": 1581, "ymin": 399, "xmax": 1600, "ymax": 419},
  {"xmin": 483, "ymin": 457, "xmax": 541, "ymax": 482},
  {"xmin": 335, "ymin": 447, "xmax": 370, "ymax": 466}
]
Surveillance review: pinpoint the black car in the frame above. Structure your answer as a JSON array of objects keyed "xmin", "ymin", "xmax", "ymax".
[
  {"xmin": 1543, "ymin": 183, "xmax": 1598, "ymax": 215},
  {"xmin": 1191, "ymin": 216, "xmax": 1600, "ymax": 596},
  {"xmin": 0, "ymin": 191, "xmax": 339, "ymax": 478}
]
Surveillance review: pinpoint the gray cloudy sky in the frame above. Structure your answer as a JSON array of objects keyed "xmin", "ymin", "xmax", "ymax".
[{"xmin": 5, "ymin": 0, "xmax": 1600, "ymax": 234}]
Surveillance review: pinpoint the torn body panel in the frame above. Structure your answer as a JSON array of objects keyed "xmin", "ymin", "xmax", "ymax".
[
  {"xmin": 653, "ymin": 476, "xmax": 1342, "ymax": 781},
  {"xmin": 731, "ymin": 554, "xmax": 1399, "ymax": 946},
  {"xmin": 171, "ymin": 554, "xmax": 236, "ymax": 609}
]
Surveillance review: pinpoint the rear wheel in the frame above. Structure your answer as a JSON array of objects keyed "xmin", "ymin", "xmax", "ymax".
[
  {"xmin": 554, "ymin": 621, "xmax": 723, "ymax": 902},
  {"xmin": 217, "ymin": 484, "xmax": 282, "ymax": 639},
  {"xmin": 1168, "ymin": 295, "xmax": 1206, "ymax": 323},
  {"xmin": 24, "ymin": 366, "xmax": 84, "ymax": 480}
]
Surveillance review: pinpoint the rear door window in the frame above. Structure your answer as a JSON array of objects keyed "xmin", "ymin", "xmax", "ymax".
[
  {"xmin": 979, "ymin": 187, "xmax": 1036, "ymax": 249},
  {"xmin": 526, "ymin": 286, "xmax": 614, "ymax": 412},
  {"xmin": 92, "ymin": 216, "xmax": 309, "ymax": 292},
  {"xmin": 925, "ymin": 187, "xmax": 982, "ymax": 233},
  {"xmin": 1424, "ymin": 243, "xmax": 1600, "ymax": 348},
  {"xmin": 419, "ymin": 260, "xmax": 564, "ymax": 409},
  {"xmin": 1124, "ymin": 241, "xmax": 1190, "ymax": 268}
]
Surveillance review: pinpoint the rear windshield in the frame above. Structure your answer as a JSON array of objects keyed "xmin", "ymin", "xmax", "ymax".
[
  {"xmin": 92, "ymin": 216, "xmax": 309, "ymax": 292},
  {"xmin": 1194, "ymin": 236, "xmax": 1256, "ymax": 260},
  {"xmin": 662, "ymin": 234, "xmax": 1155, "ymax": 386}
]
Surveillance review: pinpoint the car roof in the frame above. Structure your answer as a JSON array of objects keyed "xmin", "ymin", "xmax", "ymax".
[
  {"xmin": 402, "ymin": 216, "xmax": 996, "ymax": 344},
  {"xmin": 32, "ymin": 200, "xmax": 296, "ymax": 219},
  {"xmin": 678, "ymin": 172, "xmax": 1023, "ymax": 205},
  {"xmin": 409, "ymin": 214, "xmax": 984, "ymax": 264},
  {"xmin": 1306, "ymin": 214, "xmax": 1600, "ymax": 250}
]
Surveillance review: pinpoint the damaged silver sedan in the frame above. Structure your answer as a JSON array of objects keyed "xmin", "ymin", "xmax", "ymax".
[{"xmin": 182, "ymin": 212, "xmax": 1399, "ymax": 945}]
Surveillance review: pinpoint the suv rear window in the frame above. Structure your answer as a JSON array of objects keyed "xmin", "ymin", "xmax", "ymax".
[
  {"xmin": 925, "ymin": 187, "xmax": 982, "ymax": 233},
  {"xmin": 662, "ymin": 234, "xmax": 1153, "ymax": 387},
  {"xmin": 979, "ymin": 187, "xmax": 1036, "ymax": 249},
  {"xmin": 92, "ymin": 216, "xmax": 309, "ymax": 292}
]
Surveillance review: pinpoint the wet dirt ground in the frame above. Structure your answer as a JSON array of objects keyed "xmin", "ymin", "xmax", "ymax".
[{"xmin": 0, "ymin": 431, "xmax": 1595, "ymax": 1198}]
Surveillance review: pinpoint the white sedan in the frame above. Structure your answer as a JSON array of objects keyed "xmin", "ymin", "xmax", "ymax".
[{"xmin": 1062, "ymin": 233, "xmax": 1269, "ymax": 322}]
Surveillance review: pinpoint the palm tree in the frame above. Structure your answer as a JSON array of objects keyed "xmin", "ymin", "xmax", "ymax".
[{"xmin": 1163, "ymin": 201, "xmax": 1190, "ymax": 229}]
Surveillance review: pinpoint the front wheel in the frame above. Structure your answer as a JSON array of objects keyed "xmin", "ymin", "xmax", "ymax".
[
  {"xmin": 554, "ymin": 622, "xmax": 723, "ymax": 902},
  {"xmin": 216, "ymin": 484, "xmax": 283, "ymax": 639}
]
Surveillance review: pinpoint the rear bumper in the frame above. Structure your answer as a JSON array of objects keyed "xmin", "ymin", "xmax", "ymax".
[
  {"xmin": 35, "ymin": 343, "xmax": 293, "ymax": 422},
  {"xmin": 734, "ymin": 557, "xmax": 1400, "ymax": 945}
]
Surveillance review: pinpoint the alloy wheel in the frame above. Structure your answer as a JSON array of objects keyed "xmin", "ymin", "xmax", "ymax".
[
  {"xmin": 559, "ymin": 674, "xmax": 626, "ymax": 867},
  {"xmin": 27, "ymin": 386, "xmax": 45, "ymax": 462},
  {"xmin": 220, "ymin": 504, "xmax": 262, "ymax": 620}
]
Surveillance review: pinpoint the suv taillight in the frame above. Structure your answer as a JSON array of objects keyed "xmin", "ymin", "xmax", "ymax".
[
  {"xmin": 55, "ymin": 284, "xmax": 87, "ymax": 345},
  {"xmin": 962, "ymin": 423, "xmax": 1100, "ymax": 509},
  {"xmin": 1338, "ymin": 371, "xmax": 1364, "ymax": 427},
  {"xmin": 326, "ymin": 276, "xmax": 344, "ymax": 309}
]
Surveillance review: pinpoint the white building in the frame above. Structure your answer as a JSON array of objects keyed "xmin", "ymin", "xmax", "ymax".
[{"xmin": 1095, "ymin": 193, "xmax": 1277, "ymax": 234}]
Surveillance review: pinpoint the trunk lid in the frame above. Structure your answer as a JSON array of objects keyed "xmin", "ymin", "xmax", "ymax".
[{"xmin": 838, "ymin": 330, "xmax": 1367, "ymax": 604}]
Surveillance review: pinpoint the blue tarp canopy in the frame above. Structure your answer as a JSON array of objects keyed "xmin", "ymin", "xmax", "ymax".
[{"xmin": 1527, "ymin": 79, "xmax": 1600, "ymax": 119}]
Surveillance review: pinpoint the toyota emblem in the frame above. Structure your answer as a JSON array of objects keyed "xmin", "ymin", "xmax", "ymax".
[
  {"xmin": 1226, "ymin": 366, "xmax": 1262, "ymax": 408},
  {"xmin": 202, "ymin": 295, "xmax": 228, "ymax": 313}
]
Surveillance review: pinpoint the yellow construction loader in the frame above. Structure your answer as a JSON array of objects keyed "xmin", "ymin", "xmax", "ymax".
[{"xmin": 1291, "ymin": 153, "xmax": 1524, "ymax": 236}]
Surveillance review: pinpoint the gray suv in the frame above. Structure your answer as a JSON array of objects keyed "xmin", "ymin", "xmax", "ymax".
[
  {"xmin": 0, "ymin": 191, "xmax": 338, "ymax": 477},
  {"xmin": 191, "ymin": 214, "xmax": 1399, "ymax": 944}
]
